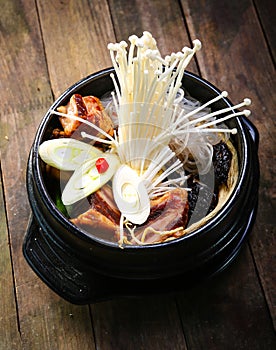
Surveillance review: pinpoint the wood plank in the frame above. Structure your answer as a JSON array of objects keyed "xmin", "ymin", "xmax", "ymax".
[
  {"xmin": 91, "ymin": 296, "xmax": 187, "ymax": 350},
  {"xmin": 0, "ymin": 0, "xmax": 53, "ymax": 286},
  {"xmin": 0, "ymin": 0, "xmax": 96, "ymax": 348},
  {"xmin": 251, "ymin": 4, "xmax": 276, "ymax": 326},
  {"xmin": 254, "ymin": 0, "xmax": 276, "ymax": 63},
  {"xmin": 37, "ymin": 0, "xmax": 116, "ymax": 97},
  {"xmin": 177, "ymin": 247, "xmax": 276, "ymax": 349},
  {"xmin": 181, "ymin": 0, "xmax": 276, "ymax": 330},
  {"xmin": 0, "ymin": 168, "xmax": 22, "ymax": 349},
  {"xmin": 17, "ymin": 279, "xmax": 95, "ymax": 350}
]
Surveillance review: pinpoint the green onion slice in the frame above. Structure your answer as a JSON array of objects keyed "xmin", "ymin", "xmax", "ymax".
[
  {"xmin": 39, "ymin": 138, "xmax": 102, "ymax": 171},
  {"xmin": 62, "ymin": 153, "xmax": 120, "ymax": 205}
]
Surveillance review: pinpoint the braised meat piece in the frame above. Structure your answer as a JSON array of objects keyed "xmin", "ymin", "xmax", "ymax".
[
  {"xmin": 88, "ymin": 185, "xmax": 121, "ymax": 224},
  {"xmin": 71, "ymin": 208, "xmax": 119, "ymax": 242},
  {"xmin": 57, "ymin": 94, "xmax": 87, "ymax": 135},
  {"xmin": 55, "ymin": 94, "xmax": 114, "ymax": 139},
  {"xmin": 71, "ymin": 185, "xmax": 120, "ymax": 242},
  {"xmin": 131, "ymin": 188, "xmax": 189, "ymax": 244}
]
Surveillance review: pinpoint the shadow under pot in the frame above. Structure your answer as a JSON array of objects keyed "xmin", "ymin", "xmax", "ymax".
[{"xmin": 23, "ymin": 68, "xmax": 259, "ymax": 304}]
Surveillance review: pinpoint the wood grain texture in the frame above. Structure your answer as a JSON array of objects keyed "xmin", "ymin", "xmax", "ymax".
[
  {"xmin": 0, "ymin": 0, "xmax": 96, "ymax": 348},
  {"xmin": 251, "ymin": 0, "xmax": 276, "ymax": 327},
  {"xmin": 254, "ymin": 0, "xmax": 276, "ymax": 64},
  {"xmin": 17, "ymin": 279, "xmax": 95, "ymax": 350},
  {"xmin": 0, "ymin": 170, "xmax": 22, "ymax": 349},
  {"xmin": 181, "ymin": 0, "xmax": 276, "ymax": 330},
  {"xmin": 0, "ymin": 0, "xmax": 53, "ymax": 284},
  {"xmin": 37, "ymin": 0, "xmax": 116, "ymax": 97},
  {"xmin": 91, "ymin": 296, "xmax": 187, "ymax": 350},
  {"xmin": 177, "ymin": 247, "xmax": 276, "ymax": 349}
]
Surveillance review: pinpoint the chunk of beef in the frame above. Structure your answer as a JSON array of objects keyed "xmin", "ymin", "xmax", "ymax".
[
  {"xmin": 71, "ymin": 185, "xmax": 121, "ymax": 242},
  {"xmin": 55, "ymin": 94, "xmax": 114, "ymax": 139},
  {"xmin": 132, "ymin": 188, "xmax": 189, "ymax": 244},
  {"xmin": 57, "ymin": 94, "xmax": 87, "ymax": 135},
  {"xmin": 71, "ymin": 208, "xmax": 119, "ymax": 242},
  {"xmin": 88, "ymin": 185, "xmax": 121, "ymax": 224}
]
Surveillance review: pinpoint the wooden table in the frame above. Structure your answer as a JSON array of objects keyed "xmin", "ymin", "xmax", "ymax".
[{"xmin": 1, "ymin": 0, "xmax": 275, "ymax": 349}]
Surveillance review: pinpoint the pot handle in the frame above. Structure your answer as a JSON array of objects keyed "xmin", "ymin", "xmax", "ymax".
[
  {"xmin": 23, "ymin": 215, "xmax": 116, "ymax": 304},
  {"xmin": 241, "ymin": 116, "xmax": 259, "ymax": 149}
]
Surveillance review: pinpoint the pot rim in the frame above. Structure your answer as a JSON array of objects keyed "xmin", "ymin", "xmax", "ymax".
[{"xmin": 30, "ymin": 68, "xmax": 250, "ymax": 250}]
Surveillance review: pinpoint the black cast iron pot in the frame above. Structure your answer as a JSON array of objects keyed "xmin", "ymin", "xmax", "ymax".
[{"xmin": 23, "ymin": 68, "xmax": 259, "ymax": 304}]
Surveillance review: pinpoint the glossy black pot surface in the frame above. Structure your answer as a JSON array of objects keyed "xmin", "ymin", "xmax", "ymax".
[{"xmin": 23, "ymin": 68, "xmax": 259, "ymax": 304}]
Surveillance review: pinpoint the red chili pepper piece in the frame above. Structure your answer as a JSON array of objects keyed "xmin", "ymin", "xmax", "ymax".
[{"xmin": 95, "ymin": 157, "xmax": 109, "ymax": 174}]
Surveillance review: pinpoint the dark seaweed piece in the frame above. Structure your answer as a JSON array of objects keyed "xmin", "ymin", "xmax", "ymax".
[
  {"xmin": 186, "ymin": 141, "xmax": 232, "ymax": 223},
  {"xmin": 212, "ymin": 141, "xmax": 232, "ymax": 186},
  {"xmin": 187, "ymin": 175, "xmax": 218, "ymax": 222}
]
